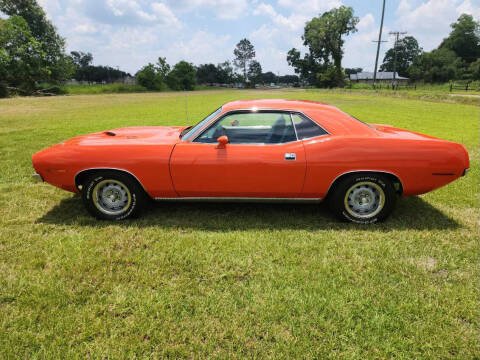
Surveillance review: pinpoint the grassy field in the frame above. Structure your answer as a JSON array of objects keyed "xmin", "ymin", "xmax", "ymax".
[
  {"xmin": 58, "ymin": 83, "xmax": 219, "ymax": 95},
  {"xmin": 0, "ymin": 89, "xmax": 478, "ymax": 359}
]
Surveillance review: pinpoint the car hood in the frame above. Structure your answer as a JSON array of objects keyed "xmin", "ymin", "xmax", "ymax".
[{"xmin": 61, "ymin": 126, "xmax": 187, "ymax": 146}]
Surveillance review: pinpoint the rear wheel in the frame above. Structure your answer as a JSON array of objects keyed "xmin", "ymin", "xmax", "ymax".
[
  {"xmin": 81, "ymin": 171, "xmax": 146, "ymax": 220},
  {"xmin": 328, "ymin": 173, "xmax": 396, "ymax": 224}
]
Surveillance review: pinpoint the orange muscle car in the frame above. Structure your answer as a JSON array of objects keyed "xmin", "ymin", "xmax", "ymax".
[{"xmin": 32, "ymin": 99, "xmax": 470, "ymax": 223}]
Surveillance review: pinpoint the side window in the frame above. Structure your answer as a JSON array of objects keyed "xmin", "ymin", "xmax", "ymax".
[
  {"xmin": 291, "ymin": 113, "xmax": 328, "ymax": 139},
  {"xmin": 194, "ymin": 112, "xmax": 297, "ymax": 144}
]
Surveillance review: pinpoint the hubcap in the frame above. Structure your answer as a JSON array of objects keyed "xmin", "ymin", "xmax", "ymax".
[
  {"xmin": 344, "ymin": 181, "xmax": 385, "ymax": 219},
  {"xmin": 92, "ymin": 179, "xmax": 132, "ymax": 216}
]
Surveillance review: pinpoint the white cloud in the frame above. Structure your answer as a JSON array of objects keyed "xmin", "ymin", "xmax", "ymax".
[
  {"xmin": 29, "ymin": 0, "xmax": 480, "ymax": 77},
  {"xmin": 457, "ymin": 0, "xmax": 480, "ymax": 19},
  {"xmin": 253, "ymin": 3, "xmax": 277, "ymax": 17},
  {"xmin": 165, "ymin": 0, "xmax": 247, "ymax": 19},
  {"xmin": 37, "ymin": 0, "xmax": 61, "ymax": 18},
  {"xmin": 357, "ymin": 13, "xmax": 374, "ymax": 31},
  {"xmin": 395, "ymin": 0, "xmax": 480, "ymax": 51},
  {"xmin": 72, "ymin": 23, "xmax": 98, "ymax": 34},
  {"xmin": 151, "ymin": 3, "xmax": 181, "ymax": 28},
  {"xmin": 166, "ymin": 30, "xmax": 232, "ymax": 64},
  {"xmin": 343, "ymin": 13, "xmax": 389, "ymax": 72},
  {"xmin": 105, "ymin": 0, "xmax": 139, "ymax": 17},
  {"xmin": 277, "ymin": 0, "xmax": 343, "ymax": 14},
  {"xmin": 254, "ymin": 3, "xmax": 309, "ymax": 31}
]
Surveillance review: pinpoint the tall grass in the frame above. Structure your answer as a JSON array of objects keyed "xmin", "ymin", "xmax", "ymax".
[{"xmin": 61, "ymin": 83, "xmax": 148, "ymax": 94}]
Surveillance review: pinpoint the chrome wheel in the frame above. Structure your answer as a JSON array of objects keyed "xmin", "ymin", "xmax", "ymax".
[
  {"xmin": 92, "ymin": 179, "xmax": 132, "ymax": 216},
  {"xmin": 344, "ymin": 181, "xmax": 385, "ymax": 219}
]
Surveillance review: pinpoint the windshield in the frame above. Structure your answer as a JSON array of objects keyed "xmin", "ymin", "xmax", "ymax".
[{"xmin": 181, "ymin": 107, "xmax": 222, "ymax": 141}]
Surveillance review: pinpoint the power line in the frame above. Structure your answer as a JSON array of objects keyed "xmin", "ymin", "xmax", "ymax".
[
  {"xmin": 373, "ymin": 0, "xmax": 386, "ymax": 86},
  {"xmin": 389, "ymin": 31, "xmax": 407, "ymax": 82}
]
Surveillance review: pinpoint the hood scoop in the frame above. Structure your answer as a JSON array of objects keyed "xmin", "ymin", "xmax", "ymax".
[{"xmin": 104, "ymin": 131, "xmax": 116, "ymax": 136}]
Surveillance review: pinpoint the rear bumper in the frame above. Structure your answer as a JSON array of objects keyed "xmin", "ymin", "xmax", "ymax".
[{"xmin": 32, "ymin": 173, "xmax": 43, "ymax": 182}]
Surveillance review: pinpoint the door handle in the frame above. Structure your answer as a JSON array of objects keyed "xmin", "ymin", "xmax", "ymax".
[{"xmin": 284, "ymin": 153, "xmax": 296, "ymax": 161}]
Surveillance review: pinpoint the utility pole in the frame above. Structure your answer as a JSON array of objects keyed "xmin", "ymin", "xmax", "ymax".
[
  {"xmin": 372, "ymin": 0, "xmax": 386, "ymax": 86},
  {"xmin": 389, "ymin": 31, "xmax": 407, "ymax": 83}
]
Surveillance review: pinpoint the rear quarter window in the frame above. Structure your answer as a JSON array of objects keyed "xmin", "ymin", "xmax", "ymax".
[{"xmin": 291, "ymin": 113, "xmax": 328, "ymax": 139}]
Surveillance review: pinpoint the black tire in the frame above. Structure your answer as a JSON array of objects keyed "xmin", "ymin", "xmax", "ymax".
[
  {"xmin": 328, "ymin": 173, "xmax": 397, "ymax": 224},
  {"xmin": 81, "ymin": 171, "xmax": 146, "ymax": 220}
]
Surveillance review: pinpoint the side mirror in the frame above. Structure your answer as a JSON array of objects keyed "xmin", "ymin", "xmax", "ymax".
[{"xmin": 216, "ymin": 135, "xmax": 229, "ymax": 149}]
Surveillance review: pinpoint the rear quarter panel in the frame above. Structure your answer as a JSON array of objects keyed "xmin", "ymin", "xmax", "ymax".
[{"xmin": 302, "ymin": 136, "xmax": 469, "ymax": 197}]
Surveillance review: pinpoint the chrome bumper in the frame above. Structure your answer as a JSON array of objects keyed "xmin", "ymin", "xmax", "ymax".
[
  {"xmin": 462, "ymin": 168, "xmax": 470, "ymax": 177},
  {"xmin": 32, "ymin": 173, "xmax": 43, "ymax": 182}
]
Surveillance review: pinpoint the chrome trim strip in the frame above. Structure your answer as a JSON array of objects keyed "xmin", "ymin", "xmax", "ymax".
[
  {"xmin": 290, "ymin": 113, "xmax": 299, "ymax": 140},
  {"xmin": 74, "ymin": 167, "xmax": 149, "ymax": 194},
  {"xmin": 154, "ymin": 197, "xmax": 322, "ymax": 203},
  {"xmin": 188, "ymin": 108, "xmax": 330, "ymax": 143},
  {"xmin": 325, "ymin": 170, "xmax": 405, "ymax": 196}
]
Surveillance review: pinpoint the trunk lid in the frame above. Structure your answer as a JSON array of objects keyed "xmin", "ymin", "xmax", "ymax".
[{"xmin": 370, "ymin": 124, "xmax": 442, "ymax": 141}]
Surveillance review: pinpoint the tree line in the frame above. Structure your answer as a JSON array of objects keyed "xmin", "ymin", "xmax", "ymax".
[
  {"xmin": 134, "ymin": 39, "xmax": 300, "ymax": 91},
  {"xmin": 0, "ymin": 0, "xmax": 478, "ymax": 97},
  {"xmin": 287, "ymin": 6, "xmax": 480, "ymax": 87}
]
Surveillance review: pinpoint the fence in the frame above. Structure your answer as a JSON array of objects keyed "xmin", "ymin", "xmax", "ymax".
[
  {"xmin": 449, "ymin": 81, "xmax": 480, "ymax": 92},
  {"xmin": 347, "ymin": 82, "xmax": 416, "ymax": 90}
]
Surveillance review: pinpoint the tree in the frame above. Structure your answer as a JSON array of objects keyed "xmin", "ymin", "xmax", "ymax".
[
  {"xmin": 408, "ymin": 48, "xmax": 463, "ymax": 83},
  {"xmin": 440, "ymin": 14, "xmax": 480, "ymax": 64},
  {"xmin": 75, "ymin": 65, "xmax": 129, "ymax": 83},
  {"xmin": 469, "ymin": 58, "xmax": 480, "ymax": 80},
  {"xmin": 167, "ymin": 61, "xmax": 196, "ymax": 91},
  {"xmin": 278, "ymin": 74, "xmax": 299, "ymax": 85},
  {"xmin": 344, "ymin": 68, "xmax": 363, "ymax": 75},
  {"xmin": 233, "ymin": 38, "xmax": 255, "ymax": 83},
  {"xmin": 196, "ymin": 63, "xmax": 219, "ymax": 84},
  {"xmin": 0, "ymin": 0, "xmax": 73, "ymax": 84},
  {"xmin": 216, "ymin": 61, "xmax": 234, "ymax": 84},
  {"xmin": 287, "ymin": 6, "xmax": 358, "ymax": 87},
  {"xmin": 247, "ymin": 60, "xmax": 262, "ymax": 85},
  {"xmin": 70, "ymin": 51, "xmax": 93, "ymax": 68},
  {"xmin": 303, "ymin": 6, "xmax": 358, "ymax": 85},
  {"xmin": 136, "ymin": 57, "xmax": 170, "ymax": 90},
  {"xmin": 0, "ymin": 16, "xmax": 46, "ymax": 95},
  {"xmin": 380, "ymin": 36, "xmax": 423, "ymax": 77},
  {"xmin": 287, "ymin": 48, "xmax": 325, "ymax": 85},
  {"xmin": 262, "ymin": 71, "xmax": 277, "ymax": 84}
]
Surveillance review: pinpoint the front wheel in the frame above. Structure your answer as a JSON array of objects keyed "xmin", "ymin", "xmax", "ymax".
[
  {"xmin": 82, "ymin": 171, "xmax": 146, "ymax": 220},
  {"xmin": 328, "ymin": 174, "xmax": 397, "ymax": 224}
]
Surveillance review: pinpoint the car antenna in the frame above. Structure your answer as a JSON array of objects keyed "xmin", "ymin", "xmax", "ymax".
[{"xmin": 184, "ymin": 92, "xmax": 188, "ymax": 123}]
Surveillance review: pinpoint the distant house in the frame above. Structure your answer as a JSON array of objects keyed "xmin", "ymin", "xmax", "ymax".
[
  {"xmin": 349, "ymin": 71, "xmax": 409, "ymax": 84},
  {"xmin": 122, "ymin": 76, "xmax": 136, "ymax": 85}
]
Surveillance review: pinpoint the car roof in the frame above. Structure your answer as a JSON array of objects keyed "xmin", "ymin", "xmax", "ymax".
[
  {"xmin": 221, "ymin": 99, "xmax": 376, "ymax": 136},
  {"xmin": 222, "ymin": 99, "xmax": 333, "ymax": 112}
]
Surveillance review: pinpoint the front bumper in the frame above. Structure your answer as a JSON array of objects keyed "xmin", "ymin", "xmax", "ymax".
[{"xmin": 32, "ymin": 173, "xmax": 43, "ymax": 182}]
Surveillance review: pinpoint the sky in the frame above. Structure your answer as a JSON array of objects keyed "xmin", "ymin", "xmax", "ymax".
[{"xmin": 35, "ymin": 0, "xmax": 480, "ymax": 75}]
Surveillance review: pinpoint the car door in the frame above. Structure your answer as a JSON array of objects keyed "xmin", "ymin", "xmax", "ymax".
[{"xmin": 170, "ymin": 110, "xmax": 307, "ymax": 198}]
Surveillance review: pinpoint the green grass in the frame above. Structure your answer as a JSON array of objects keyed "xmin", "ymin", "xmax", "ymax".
[
  {"xmin": 58, "ymin": 83, "xmax": 224, "ymax": 95},
  {"xmin": 346, "ymin": 82, "xmax": 480, "ymax": 105},
  {"xmin": 61, "ymin": 83, "xmax": 148, "ymax": 95},
  {"xmin": 0, "ymin": 90, "xmax": 478, "ymax": 359}
]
